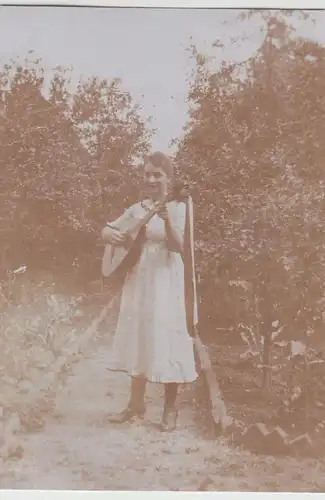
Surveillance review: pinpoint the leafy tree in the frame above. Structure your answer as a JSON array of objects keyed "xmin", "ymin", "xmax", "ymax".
[
  {"xmin": 175, "ymin": 10, "xmax": 325, "ymax": 367},
  {"xmin": 71, "ymin": 75, "xmax": 152, "ymax": 223},
  {"xmin": 0, "ymin": 56, "xmax": 152, "ymax": 280}
]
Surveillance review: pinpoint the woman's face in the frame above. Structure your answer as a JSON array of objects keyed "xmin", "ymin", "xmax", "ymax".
[{"xmin": 144, "ymin": 162, "xmax": 169, "ymax": 200}]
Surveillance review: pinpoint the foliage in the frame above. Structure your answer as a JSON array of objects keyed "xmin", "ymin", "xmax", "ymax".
[
  {"xmin": 0, "ymin": 275, "xmax": 84, "ymax": 414},
  {"xmin": 0, "ymin": 55, "xmax": 152, "ymax": 279},
  {"xmin": 175, "ymin": 11, "xmax": 325, "ymax": 362}
]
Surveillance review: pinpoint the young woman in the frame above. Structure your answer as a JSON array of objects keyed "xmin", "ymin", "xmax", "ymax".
[{"xmin": 101, "ymin": 151, "xmax": 197, "ymax": 431}]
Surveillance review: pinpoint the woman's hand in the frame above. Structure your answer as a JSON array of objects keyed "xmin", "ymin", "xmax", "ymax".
[
  {"xmin": 102, "ymin": 226, "xmax": 128, "ymax": 246},
  {"xmin": 110, "ymin": 229, "xmax": 128, "ymax": 246},
  {"xmin": 157, "ymin": 203, "xmax": 169, "ymax": 221}
]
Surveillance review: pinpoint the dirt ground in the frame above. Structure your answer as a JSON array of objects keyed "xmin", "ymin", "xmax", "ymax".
[{"xmin": 1, "ymin": 313, "xmax": 325, "ymax": 493}]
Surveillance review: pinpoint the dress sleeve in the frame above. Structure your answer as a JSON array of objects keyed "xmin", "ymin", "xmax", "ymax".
[{"xmin": 106, "ymin": 204, "xmax": 135, "ymax": 231}]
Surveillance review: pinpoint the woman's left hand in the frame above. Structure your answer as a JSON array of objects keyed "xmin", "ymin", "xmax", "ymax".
[{"xmin": 157, "ymin": 203, "xmax": 169, "ymax": 221}]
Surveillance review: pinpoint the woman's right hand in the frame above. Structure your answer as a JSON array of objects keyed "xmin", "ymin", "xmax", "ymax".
[
  {"xmin": 110, "ymin": 228, "xmax": 129, "ymax": 246},
  {"xmin": 102, "ymin": 226, "xmax": 128, "ymax": 246}
]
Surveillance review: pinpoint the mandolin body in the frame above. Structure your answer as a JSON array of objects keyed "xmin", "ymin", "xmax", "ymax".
[
  {"xmin": 101, "ymin": 203, "xmax": 159, "ymax": 280},
  {"xmin": 101, "ymin": 238, "xmax": 134, "ymax": 278}
]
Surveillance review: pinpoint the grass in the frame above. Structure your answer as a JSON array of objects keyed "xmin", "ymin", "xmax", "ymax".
[
  {"xmin": 0, "ymin": 272, "xmax": 325, "ymax": 490},
  {"xmin": 0, "ymin": 271, "xmax": 93, "ymax": 422},
  {"xmin": 200, "ymin": 342, "xmax": 325, "ymax": 457},
  {"xmin": 1, "ymin": 269, "xmax": 325, "ymax": 485}
]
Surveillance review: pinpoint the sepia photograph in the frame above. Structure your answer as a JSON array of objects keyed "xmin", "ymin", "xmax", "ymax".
[{"xmin": 0, "ymin": 2, "xmax": 325, "ymax": 493}]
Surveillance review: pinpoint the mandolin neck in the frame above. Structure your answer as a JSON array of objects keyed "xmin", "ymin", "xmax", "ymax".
[
  {"xmin": 132, "ymin": 204, "xmax": 158, "ymax": 235},
  {"xmin": 129, "ymin": 194, "xmax": 178, "ymax": 238}
]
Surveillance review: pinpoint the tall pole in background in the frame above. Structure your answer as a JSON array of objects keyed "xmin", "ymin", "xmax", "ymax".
[{"xmin": 261, "ymin": 25, "xmax": 276, "ymax": 390}]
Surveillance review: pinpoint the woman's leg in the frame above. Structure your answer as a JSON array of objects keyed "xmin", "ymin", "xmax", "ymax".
[
  {"xmin": 108, "ymin": 375, "xmax": 147, "ymax": 423},
  {"xmin": 161, "ymin": 383, "xmax": 179, "ymax": 431},
  {"xmin": 164, "ymin": 382, "xmax": 178, "ymax": 409},
  {"xmin": 129, "ymin": 375, "xmax": 147, "ymax": 414}
]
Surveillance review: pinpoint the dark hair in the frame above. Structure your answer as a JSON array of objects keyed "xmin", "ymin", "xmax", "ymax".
[{"xmin": 144, "ymin": 151, "xmax": 174, "ymax": 178}]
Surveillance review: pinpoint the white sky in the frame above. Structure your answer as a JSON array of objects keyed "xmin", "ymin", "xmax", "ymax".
[{"xmin": 0, "ymin": 6, "xmax": 324, "ymax": 151}]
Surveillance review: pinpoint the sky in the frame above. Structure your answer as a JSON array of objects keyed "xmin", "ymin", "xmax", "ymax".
[{"xmin": 0, "ymin": 6, "xmax": 324, "ymax": 151}]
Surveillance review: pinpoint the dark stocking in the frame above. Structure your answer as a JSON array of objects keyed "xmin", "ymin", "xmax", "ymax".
[
  {"xmin": 128, "ymin": 376, "xmax": 147, "ymax": 413},
  {"xmin": 164, "ymin": 383, "xmax": 179, "ymax": 409}
]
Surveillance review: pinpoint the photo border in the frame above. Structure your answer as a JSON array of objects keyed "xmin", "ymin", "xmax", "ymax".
[{"xmin": 1, "ymin": 1, "xmax": 324, "ymax": 499}]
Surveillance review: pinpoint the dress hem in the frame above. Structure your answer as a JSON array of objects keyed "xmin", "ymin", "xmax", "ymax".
[{"xmin": 106, "ymin": 367, "xmax": 198, "ymax": 384}]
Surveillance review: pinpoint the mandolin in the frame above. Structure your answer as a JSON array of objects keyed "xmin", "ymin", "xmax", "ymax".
[
  {"xmin": 101, "ymin": 180, "xmax": 188, "ymax": 283},
  {"xmin": 101, "ymin": 200, "xmax": 161, "ymax": 281}
]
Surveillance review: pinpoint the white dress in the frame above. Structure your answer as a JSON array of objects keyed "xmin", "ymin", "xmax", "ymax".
[{"xmin": 107, "ymin": 199, "xmax": 198, "ymax": 384}]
